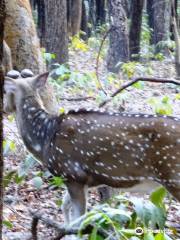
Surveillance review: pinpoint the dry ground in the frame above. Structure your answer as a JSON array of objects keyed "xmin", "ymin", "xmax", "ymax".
[{"xmin": 3, "ymin": 49, "xmax": 180, "ymax": 239}]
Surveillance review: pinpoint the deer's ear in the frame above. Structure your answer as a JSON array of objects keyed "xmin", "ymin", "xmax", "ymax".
[
  {"xmin": 33, "ymin": 72, "xmax": 49, "ymax": 89},
  {"xmin": 4, "ymin": 77, "xmax": 17, "ymax": 94}
]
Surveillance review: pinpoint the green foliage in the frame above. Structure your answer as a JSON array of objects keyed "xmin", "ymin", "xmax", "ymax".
[
  {"xmin": 70, "ymin": 34, "xmax": 89, "ymax": 52},
  {"xmin": 148, "ymin": 96, "xmax": 173, "ymax": 115},
  {"xmin": 175, "ymin": 93, "xmax": 180, "ymax": 100},
  {"xmin": 121, "ymin": 62, "xmax": 138, "ymax": 78},
  {"xmin": 150, "ymin": 187, "xmax": 167, "ymax": 209},
  {"xmin": 121, "ymin": 62, "xmax": 153, "ymax": 79},
  {"xmin": 139, "ymin": 12, "xmax": 155, "ymax": 60},
  {"xmin": 3, "ymin": 220, "xmax": 13, "ymax": 229},
  {"xmin": 154, "ymin": 53, "xmax": 165, "ymax": 61},
  {"xmin": 139, "ymin": 13, "xmax": 174, "ymax": 61},
  {"xmin": 49, "ymin": 176, "xmax": 64, "ymax": 188},
  {"xmin": 156, "ymin": 40, "xmax": 175, "ymax": 53},
  {"xmin": 78, "ymin": 188, "xmax": 174, "ymax": 240},
  {"xmin": 53, "ymin": 64, "xmax": 71, "ymax": 82},
  {"xmin": 42, "ymin": 49, "xmax": 56, "ymax": 65},
  {"xmin": 3, "ymin": 139, "xmax": 16, "ymax": 156},
  {"xmin": 3, "ymin": 170, "xmax": 24, "ymax": 188},
  {"xmin": 141, "ymin": 13, "xmax": 152, "ymax": 46}
]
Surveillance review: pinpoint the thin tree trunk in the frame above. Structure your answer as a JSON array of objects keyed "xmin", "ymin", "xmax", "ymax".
[
  {"xmin": 44, "ymin": 0, "xmax": 68, "ymax": 64},
  {"xmin": 88, "ymin": 0, "xmax": 96, "ymax": 36},
  {"xmin": 96, "ymin": 0, "xmax": 106, "ymax": 26},
  {"xmin": 68, "ymin": 0, "xmax": 82, "ymax": 36},
  {"xmin": 4, "ymin": 0, "xmax": 45, "ymax": 73},
  {"xmin": 153, "ymin": 0, "xmax": 171, "ymax": 54},
  {"xmin": 107, "ymin": 0, "xmax": 129, "ymax": 73},
  {"xmin": 81, "ymin": 0, "xmax": 88, "ymax": 40},
  {"xmin": 129, "ymin": 0, "xmax": 144, "ymax": 60},
  {"xmin": 147, "ymin": 0, "xmax": 154, "ymax": 44},
  {"xmin": 37, "ymin": 0, "xmax": 45, "ymax": 46},
  {"xmin": 172, "ymin": 0, "xmax": 180, "ymax": 79},
  {"xmin": 0, "ymin": 0, "xmax": 5, "ymax": 237}
]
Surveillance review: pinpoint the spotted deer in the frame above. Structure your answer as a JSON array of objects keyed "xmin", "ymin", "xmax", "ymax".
[{"xmin": 4, "ymin": 73, "xmax": 180, "ymax": 224}]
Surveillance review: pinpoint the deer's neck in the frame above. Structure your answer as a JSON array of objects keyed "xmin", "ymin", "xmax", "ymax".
[{"xmin": 16, "ymin": 96, "xmax": 59, "ymax": 160}]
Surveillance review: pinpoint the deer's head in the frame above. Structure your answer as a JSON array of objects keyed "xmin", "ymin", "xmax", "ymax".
[{"xmin": 4, "ymin": 72, "xmax": 49, "ymax": 113}]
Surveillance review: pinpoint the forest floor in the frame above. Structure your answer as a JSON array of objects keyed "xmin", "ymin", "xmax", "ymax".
[{"xmin": 3, "ymin": 47, "xmax": 180, "ymax": 240}]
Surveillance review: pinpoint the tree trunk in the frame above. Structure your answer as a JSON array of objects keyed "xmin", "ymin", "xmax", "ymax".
[
  {"xmin": 88, "ymin": 0, "xmax": 96, "ymax": 36},
  {"xmin": 44, "ymin": 0, "xmax": 68, "ymax": 64},
  {"xmin": 147, "ymin": 0, "xmax": 154, "ymax": 44},
  {"xmin": 129, "ymin": 0, "xmax": 144, "ymax": 59},
  {"xmin": 3, "ymin": 41, "xmax": 12, "ymax": 74},
  {"xmin": 172, "ymin": 0, "xmax": 180, "ymax": 79},
  {"xmin": 0, "ymin": 0, "xmax": 5, "ymax": 237},
  {"xmin": 37, "ymin": 0, "xmax": 45, "ymax": 46},
  {"xmin": 107, "ymin": 0, "xmax": 129, "ymax": 73},
  {"xmin": 81, "ymin": 0, "xmax": 88, "ymax": 40},
  {"xmin": 4, "ymin": 0, "xmax": 45, "ymax": 74},
  {"xmin": 96, "ymin": 0, "xmax": 106, "ymax": 26},
  {"xmin": 67, "ymin": 0, "xmax": 82, "ymax": 36},
  {"xmin": 153, "ymin": 0, "xmax": 171, "ymax": 54}
]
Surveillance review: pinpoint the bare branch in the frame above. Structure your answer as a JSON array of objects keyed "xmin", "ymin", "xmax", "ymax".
[
  {"xmin": 59, "ymin": 96, "xmax": 95, "ymax": 101},
  {"xmin": 99, "ymin": 76, "xmax": 180, "ymax": 108},
  {"xmin": 29, "ymin": 209, "xmax": 112, "ymax": 240}
]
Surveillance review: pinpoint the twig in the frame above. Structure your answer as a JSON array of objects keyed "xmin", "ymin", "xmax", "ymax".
[
  {"xmin": 30, "ymin": 209, "xmax": 80, "ymax": 239},
  {"xmin": 29, "ymin": 209, "xmax": 112, "ymax": 240},
  {"xmin": 59, "ymin": 96, "xmax": 95, "ymax": 101},
  {"xmin": 4, "ymin": 203, "xmax": 31, "ymax": 221},
  {"xmin": 31, "ymin": 216, "xmax": 38, "ymax": 240},
  {"xmin": 95, "ymin": 27, "xmax": 113, "ymax": 96},
  {"xmin": 99, "ymin": 76, "xmax": 180, "ymax": 108}
]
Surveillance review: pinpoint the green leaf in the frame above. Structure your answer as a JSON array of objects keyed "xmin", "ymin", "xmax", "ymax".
[
  {"xmin": 130, "ymin": 237, "xmax": 141, "ymax": 240},
  {"xmin": 9, "ymin": 141, "xmax": 16, "ymax": 151},
  {"xmin": 3, "ymin": 220, "xmax": 13, "ymax": 229},
  {"xmin": 55, "ymin": 199, "xmax": 63, "ymax": 207},
  {"xmin": 59, "ymin": 107, "xmax": 65, "ymax": 114},
  {"xmin": 49, "ymin": 176, "xmax": 64, "ymax": 187},
  {"xmin": 144, "ymin": 232, "xmax": 155, "ymax": 240},
  {"xmin": 148, "ymin": 96, "xmax": 173, "ymax": 116},
  {"xmin": 43, "ymin": 52, "xmax": 56, "ymax": 63},
  {"xmin": 175, "ymin": 93, "xmax": 180, "ymax": 100},
  {"xmin": 102, "ymin": 206, "xmax": 131, "ymax": 223},
  {"xmin": 162, "ymin": 96, "xmax": 169, "ymax": 104},
  {"xmin": 154, "ymin": 233, "xmax": 165, "ymax": 240},
  {"xmin": 3, "ymin": 139, "xmax": 16, "ymax": 156},
  {"xmin": 7, "ymin": 114, "xmax": 15, "ymax": 122},
  {"xmin": 90, "ymin": 226, "xmax": 98, "ymax": 240},
  {"xmin": 150, "ymin": 187, "xmax": 167, "ymax": 209},
  {"xmin": 14, "ymin": 174, "xmax": 25, "ymax": 184},
  {"xmin": 3, "ymin": 170, "xmax": 16, "ymax": 188},
  {"xmin": 131, "ymin": 197, "xmax": 166, "ymax": 229},
  {"xmin": 132, "ymin": 81, "xmax": 144, "ymax": 89}
]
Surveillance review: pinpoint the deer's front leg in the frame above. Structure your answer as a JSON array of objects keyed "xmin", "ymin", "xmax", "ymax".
[
  {"xmin": 62, "ymin": 190, "xmax": 72, "ymax": 225},
  {"xmin": 67, "ymin": 182, "xmax": 88, "ymax": 223}
]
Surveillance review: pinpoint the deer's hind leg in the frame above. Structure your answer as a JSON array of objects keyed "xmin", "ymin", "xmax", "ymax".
[
  {"xmin": 62, "ymin": 190, "xmax": 72, "ymax": 225},
  {"xmin": 166, "ymin": 185, "xmax": 180, "ymax": 201},
  {"xmin": 67, "ymin": 182, "xmax": 88, "ymax": 223}
]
